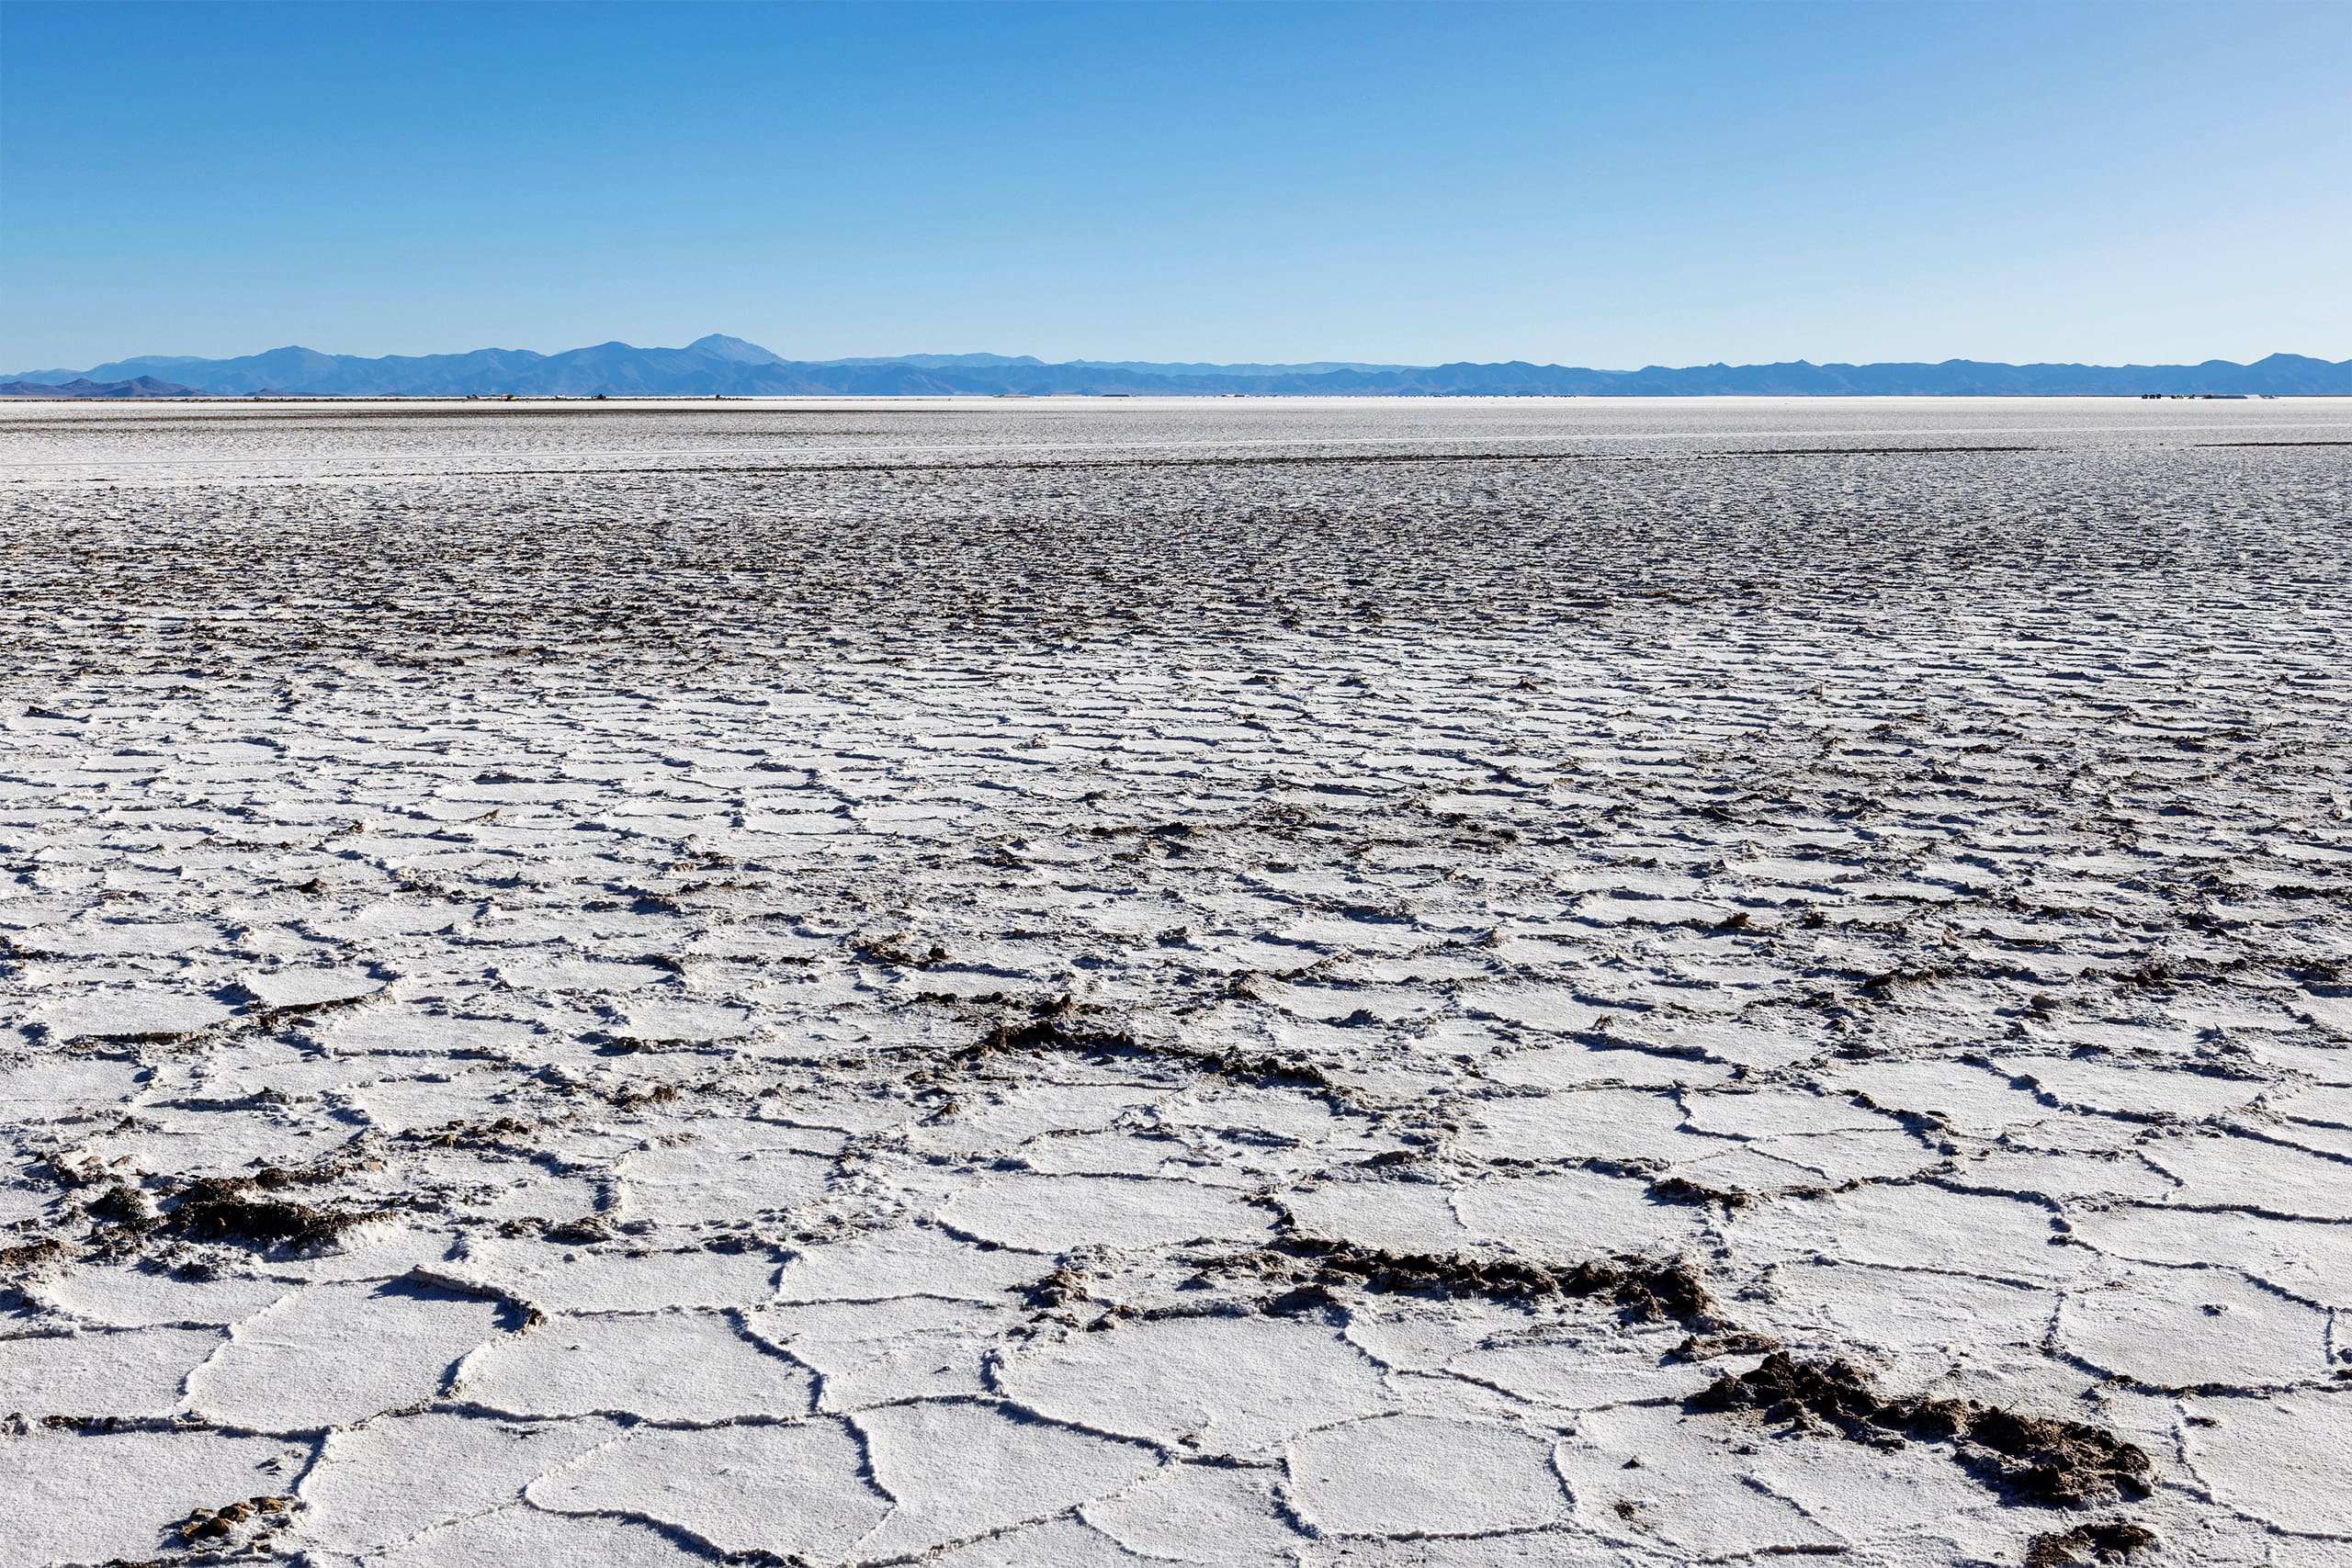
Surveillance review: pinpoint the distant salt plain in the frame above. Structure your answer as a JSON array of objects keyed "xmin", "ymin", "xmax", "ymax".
[{"xmin": 3, "ymin": 397, "xmax": 2349, "ymax": 1566}]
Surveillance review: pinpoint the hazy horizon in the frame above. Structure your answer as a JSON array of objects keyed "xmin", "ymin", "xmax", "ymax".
[
  {"xmin": 16, "ymin": 333, "xmax": 2352, "ymax": 400},
  {"xmin": 17, "ymin": 333, "xmax": 2349, "ymax": 380}
]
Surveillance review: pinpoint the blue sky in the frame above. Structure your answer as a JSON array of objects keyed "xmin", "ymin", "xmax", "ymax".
[{"xmin": 5, "ymin": 1, "xmax": 2347, "ymax": 370}]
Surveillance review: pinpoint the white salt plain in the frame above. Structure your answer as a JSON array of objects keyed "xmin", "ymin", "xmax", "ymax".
[{"xmin": 2, "ymin": 396, "xmax": 2349, "ymax": 1565}]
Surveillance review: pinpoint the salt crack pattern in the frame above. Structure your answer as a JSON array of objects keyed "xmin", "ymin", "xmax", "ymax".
[{"xmin": 3, "ymin": 399, "xmax": 2350, "ymax": 1567}]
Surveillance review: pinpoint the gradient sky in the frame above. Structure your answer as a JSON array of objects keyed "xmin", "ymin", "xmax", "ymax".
[{"xmin": 6, "ymin": 1, "xmax": 2348, "ymax": 371}]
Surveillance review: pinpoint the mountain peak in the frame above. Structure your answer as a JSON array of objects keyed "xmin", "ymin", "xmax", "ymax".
[{"xmin": 688, "ymin": 333, "xmax": 785, "ymax": 364}]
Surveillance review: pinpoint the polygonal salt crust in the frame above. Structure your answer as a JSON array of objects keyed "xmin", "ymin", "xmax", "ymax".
[
  {"xmin": 1735, "ymin": 1428, "xmax": 2016, "ymax": 1559},
  {"xmin": 2267, "ymin": 1100, "xmax": 2352, "ymax": 1154},
  {"xmin": 251, "ymin": 1222, "xmax": 458, "ymax": 1286},
  {"xmin": 461, "ymin": 1239, "xmax": 783, "ymax": 1313},
  {"xmin": 1613, "ymin": 1020, "xmax": 1825, "ymax": 1071},
  {"xmin": 1746, "ymin": 1257, "xmax": 2051, "ymax": 1379},
  {"xmin": 1654, "ymin": 1141, "xmax": 1829, "ymax": 1198},
  {"xmin": 33, "ymin": 1265, "xmax": 294, "ymax": 1327},
  {"xmin": 1285, "ymin": 1414, "xmax": 1568, "ymax": 1536},
  {"xmin": 184, "ymin": 1277, "xmax": 510, "ymax": 1429},
  {"xmin": 772, "ymin": 1222, "xmax": 1051, "ymax": 1303},
  {"xmin": 77, "ymin": 1103, "xmax": 356, "ymax": 1179},
  {"xmin": 492, "ymin": 956, "xmax": 673, "ymax": 994},
  {"xmin": 614, "ymin": 1141, "xmax": 838, "ymax": 1226},
  {"xmin": 1341, "ymin": 1295, "xmax": 1550, "ymax": 1376},
  {"xmin": 2058, "ymin": 1269, "xmax": 2332, "ymax": 1389},
  {"xmin": 849, "ymin": 1398, "xmax": 1165, "ymax": 1560},
  {"xmin": 906, "ymin": 1084, "xmax": 1155, "ymax": 1156},
  {"xmin": 1461, "ymin": 983, "xmax": 1614, "ymax": 1035},
  {"xmin": 359, "ymin": 1504, "xmax": 688, "ymax": 1567},
  {"xmin": 1022, "ymin": 1127, "xmax": 1207, "ymax": 1179},
  {"xmin": 1485, "ymin": 1041, "xmax": 1732, "ymax": 1091},
  {"xmin": 1156, "ymin": 1084, "xmax": 1349, "ymax": 1142},
  {"xmin": 1726, "ymin": 1181, "xmax": 2085, "ymax": 1283},
  {"xmin": 2290, "ymin": 994, "xmax": 2352, "ymax": 1038},
  {"xmin": 2006, "ymin": 1055, "xmax": 2270, "ymax": 1121},
  {"xmin": 2244, "ymin": 1037, "xmax": 2352, "ymax": 1086},
  {"xmin": 10, "ymin": 400, "xmax": 2352, "ymax": 1566},
  {"xmin": 295, "ymin": 1411, "xmax": 619, "ymax": 1553},
  {"xmin": 1682, "ymin": 1087, "xmax": 1911, "ymax": 1142},
  {"xmin": 31, "ymin": 987, "xmax": 232, "ymax": 1042},
  {"xmin": 998, "ymin": 1313, "xmax": 1396, "ymax": 1456},
  {"xmin": 1081, "ymin": 1462, "xmax": 1309, "ymax": 1563},
  {"xmin": 2269, "ymin": 1080, "xmax": 2352, "ymax": 1128},
  {"xmin": 1453, "ymin": 1088, "xmax": 1702, "ymax": 1163},
  {"xmin": 914, "ymin": 1513, "xmax": 1156, "ymax": 1566},
  {"xmin": 938, "ymin": 1172, "xmax": 1275, "ymax": 1253},
  {"xmin": 2143, "ymin": 1133, "xmax": 2352, "ymax": 1217},
  {"xmin": 1555, "ymin": 1404, "xmax": 1847, "ymax": 1555},
  {"xmin": 1737, "ymin": 1127, "xmax": 1944, "ymax": 1184},
  {"xmin": 23, "ymin": 919, "xmax": 234, "ymax": 958},
  {"xmin": 1815, "ymin": 1056, "xmax": 2048, "ymax": 1137},
  {"xmin": 2185, "ymin": 1391, "xmax": 2352, "ymax": 1535},
  {"xmin": 455, "ymin": 1310, "xmax": 816, "ymax": 1420},
  {"xmin": 1292, "ymin": 1533, "xmax": 1645, "ymax": 1566},
  {"xmin": 0, "ymin": 1325, "xmax": 225, "ymax": 1417},
  {"xmin": 2036, "ymin": 1021, "xmax": 2210, "ymax": 1057},
  {"xmin": 613, "ymin": 997, "xmax": 760, "ymax": 1042},
  {"xmin": 342, "ymin": 1070, "xmax": 529, "ymax": 1134},
  {"xmin": 0, "ymin": 1427, "xmax": 306, "ymax": 1566},
  {"xmin": 467, "ymin": 1171, "xmax": 607, "ymax": 1223},
  {"xmin": 1453, "ymin": 1168, "xmax": 1706, "ymax": 1257},
  {"xmin": 0, "ymin": 1055, "xmax": 151, "ymax": 1122},
  {"xmin": 1284, "ymin": 1176, "xmax": 1473, "ymax": 1255},
  {"xmin": 180, "ymin": 1036, "xmax": 387, "ymax": 1099},
  {"xmin": 1445, "ymin": 1325, "xmax": 1719, "ymax": 1411},
  {"xmin": 526, "ymin": 1418, "xmax": 888, "ymax": 1559},
  {"xmin": 752, "ymin": 1294, "xmax": 1009, "ymax": 1410},
  {"xmin": 301, "ymin": 900, "xmax": 473, "ymax": 940},
  {"xmin": 1947, "ymin": 1147, "xmax": 2175, "ymax": 1201},
  {"xmin": 321, "ymin": 1007, "xmax": 544, "ymax": 1057},
  {"xmin": 240, "ymin": 966, "xmax": 385, "ymax": 1011},
  {"xmin": 2068, "ymin": 1204, "xmax": 2352, "ymax": 1307}
]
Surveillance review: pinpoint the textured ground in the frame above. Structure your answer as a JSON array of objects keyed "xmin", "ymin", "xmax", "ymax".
[{"xmin": 3, "ymin": 397, "xmax": 2350, "ymax": 1567}]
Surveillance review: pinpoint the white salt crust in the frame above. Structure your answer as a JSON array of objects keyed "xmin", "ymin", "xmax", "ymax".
[{"xmin": 3, "ymin": 396, "xmax": 2350, "ymax": 1564}]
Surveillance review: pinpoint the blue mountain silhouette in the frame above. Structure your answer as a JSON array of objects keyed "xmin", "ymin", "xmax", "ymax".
[{"xmin": 11, "ymin": 337, "xmax": 2348, "ymax": 397}]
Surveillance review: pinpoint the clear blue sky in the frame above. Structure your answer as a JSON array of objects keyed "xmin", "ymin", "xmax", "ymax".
[{"xmin": 5, "ymin": 1, "xmax": 2347, "ymax": 370}]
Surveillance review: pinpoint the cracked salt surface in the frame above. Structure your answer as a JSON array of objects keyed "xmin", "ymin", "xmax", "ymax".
[{"xmin": 2, "ymin": 396, "xmax": 2349, "ymax": 1566}]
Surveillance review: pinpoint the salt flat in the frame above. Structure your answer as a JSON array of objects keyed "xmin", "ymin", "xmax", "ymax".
[{"xmin": 2, "ymin": 396, "xmax": 2348, "ymax": 1566}]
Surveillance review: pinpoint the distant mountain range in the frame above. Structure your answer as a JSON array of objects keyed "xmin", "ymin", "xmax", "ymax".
[
  {"xmin": 8, "ymin": 335, "xmax": 2351, "ymax": 397},
  {"xmin": 0, "ymin": 374, "xmax": 211, "ymax": 399}
]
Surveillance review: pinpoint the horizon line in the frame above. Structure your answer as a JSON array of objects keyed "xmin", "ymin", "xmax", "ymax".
[{"xmin": 12, "ymin": 337, "xmax": 2352, "ymax": 378}]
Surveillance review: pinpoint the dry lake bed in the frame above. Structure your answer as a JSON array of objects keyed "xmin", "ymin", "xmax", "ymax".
[{"xmin": 3, "ymin": 396, "xmax": 2350, "ymax": 1567}]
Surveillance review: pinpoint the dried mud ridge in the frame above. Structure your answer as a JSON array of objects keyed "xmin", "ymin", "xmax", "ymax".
[
  {"xmin": 5, "ymin": 402, "xmax": 2352, "ymax": 1565},
  {"xmin": 1691, "ymin": 1352, "xmax": 2154, "ymax": 1508},
  {"xmin": 2025, "ymin": 1520, "xmax": 2162, "ymax": 1566},
  {"xmin": 945, "ymin": 999, "xmax": 1337, "ymax": 1091},
  {"xmin": 160, "ymin": 1177, "xmax": 387, "ymax": 1256},
  {"xmin": 40, "ymin": 1155, "xmax": 391, "ymax": 1259},
  {"xmin": 175, "ymin": 1495, "xmax": 299, "ymax": 1551},
  {"xmin": 1250, "ymin": 1235, "xmax": 1724, "ymax": 1330}
]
